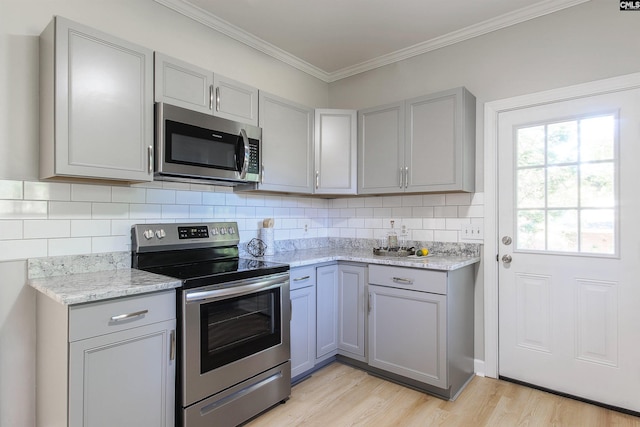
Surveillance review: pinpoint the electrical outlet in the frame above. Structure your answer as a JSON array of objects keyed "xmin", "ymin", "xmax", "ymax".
[
  {"xmin": 304, "ymin": 223, "xmax": 308, "ymax": 233},
  {"xmin": 461, "ymin": 223, "xmax": 484, "ymax": 240}
]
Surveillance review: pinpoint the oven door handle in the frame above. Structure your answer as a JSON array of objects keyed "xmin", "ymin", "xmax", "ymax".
[{"xmin": 185, "ymin": 275, "xmax": 288, "ymax": 303}]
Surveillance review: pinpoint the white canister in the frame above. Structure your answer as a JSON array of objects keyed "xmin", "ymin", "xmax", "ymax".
[{"xmin": 260, "ymin": 228, "xmax": 275, "ymax": 256}]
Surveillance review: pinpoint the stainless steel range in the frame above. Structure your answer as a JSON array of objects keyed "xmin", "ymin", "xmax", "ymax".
[{"xmin": 131, "ymin": 222, "xmax": 291, "ymax": 427}]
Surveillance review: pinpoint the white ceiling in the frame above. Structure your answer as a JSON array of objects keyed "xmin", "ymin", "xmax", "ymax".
[{"xmin": 155, "ymin": 0, "xmax": 589, "ymax": 82}]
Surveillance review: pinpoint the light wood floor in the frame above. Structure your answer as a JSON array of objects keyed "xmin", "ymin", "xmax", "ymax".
[{"xmin": 246, "ymin": 362, "xmax": 640, "ymax": 427}]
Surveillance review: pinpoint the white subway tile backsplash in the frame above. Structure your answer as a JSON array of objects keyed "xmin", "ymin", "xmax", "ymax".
[
  {"xmin": 412, "ymin": 206, "xmax": 434, "ymax": 218},
  {"xmin": 24, "ymin": 182, "xmax": 70, "ymax": 201},
  {"xmin": 48, "ymin": 201, "xmax": 92, "ymax": 219},
  {"xmin": 202, "ymin": 192, "xmax": 226, "ymax": 206},
  {"xmin": 162, "ymin": 205, "xmax": 190, "ymax": 219},
  {"xmin": 340, "ymin": 208, "xmax": 356, "ymax": 218},
  {"xmin": 225, "ymin": 193, "xmax": 246, "ymax": 206},
  {"xmin": 459, "ymin": 205, "xmax": 484, "ymax": 218},
  {"xmin": 423, "ymin": 194, "xmax": 446, "ymax": 206},
  {"xmin": 356, "ymin": 228, "xmax": 374, "ymax": 239},
  {"xmin": 434, "ymin": 206, "xmax": 458, "ymax": 218},
  {"xmin": 446, "ymin": 218, "xmax": 471, "ymax": 230},
  {"xmin": 364, "ymin": 197, "xmax": 383, "ymax": 208},
  {"xmin": 71, "ymin": 184, "xmax": 111, "ymax": 202},
  {"xmin": 402, "ymin": 195, "xmax": 423, "ymax": 207},
  {"xmin": 471, "ymin": 192, "xmax": 485, "ymax": 205},
  {"xmin": 434, "ymin": 230, "xmax": 459, "ymax": 242},
  {"xmin": 0, "ymin": 220, "xmax": 23, "ymax": 239},
  {"xmin": 364, "ymin": 218, "xmax": 383, "ymax": 229},
  {"xmin": 111, "ymin": 187, "xmax": 146, "ymax": 203},
  {"xmin": 176, "ymin": 190, "xmax": 202, "ymax": 205},
  {"xmin": 48, "ymin": 238, "xmax": 92, "ymax": 256},
  {"xmin": 0, "ymin": 239, "xmax": 47, "ymax": 261},
  {"xmin": 340, "ymin": 228, "xmax": 357, "ymax": 238},
  {"xmin": 348, "ymin": 218, "xmax": 365, "ymax": 228},
  {"xmin": 71, "ymin": 220, "xmax": 111, "ymax": 237},
  {"xmin": 0, "ymin": 200, "xmax": 48, "ymax": 219},
  {"xmin": 214, "ymin": 206, "xmax": 236, "ymax": 218},
  {"xmin": 0, "ymin": 180, "xmax": 23, "ymax": 199},
  {"xmin": 111, "ymin": 220, "xmax": 138, "ymax": 236},
  {"xmin": 373, "ymin": 208, "xmax": 392, "ymax": 218},
  {"xmin": 445, "ymin": 193, "xmax": 471, "ymax": 205},
  {"xmin": 382, "ymin": 196, "xmax": 402, "ymax": 207},
  {"xmin": 401, "ymin": 218, "xmax": 423, "ymax": 230},
  {"xmin": 424, "ymin": 218, "xmax": 446, "ymax": 229},
  {"xmin": 92, "ymin": 203, "xmax": 129, "ymax": 219},
  {"xmin": 391, "ymin": 207, "xmax": 412, "ymax": 217},
  {"xmin": 236, "ymin": 206, "xmax": 257, "ymax": 218},
  {"xmin": 24, "ymin": 220, "xmax": 71, "ymax": 239},
  {"xmin": 412, "ymin": 229, "xmax": 434, "ymax": 241},
  {"xmin": 92, "ymin": 235, "xmax": 129, "ymax": 253},
  {"xmin": 347, "ymin": 198, "xmax": 365, "ymax": 208},
  {"xmin": 130, "ymin": 204, "xmax": 162, "ymax": 219},
  {"xmin": 147, "ymin": 189, "xmax": 176, "ymax": 204},
  {"xmin": 356, "ymin": 207, "xmax": 374, "ymax": 217},
  {"xmin": 189, "ymin": 205, "xmax": 214, "ymax": 219},
  {"xmin": 255, "ymin": 207, "xmax": 275, "ymax": 219}
]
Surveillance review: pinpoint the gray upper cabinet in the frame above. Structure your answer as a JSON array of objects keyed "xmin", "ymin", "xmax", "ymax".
[
  {"xmin": 257, "ymin": 92, "xmax": 314, "ymax": 194},
  {"xmin": 358, "ymin": 87, "xmax": 476, "ymax": 194},
  {"xmin": 154, "ymin": 53, "xmax": 258, "ymax": 126},
  {"xmin": 154, "ymin": 53, "xmax": 213, "ymax": 115},
  {"xmin": 314, "ymin": 109, "xmax": 357, "ymax": 195},
  {"xmin": 358, "ymin": 101, "xmax": 405, "ymax": 194},
  {"xmin": 40, "ymin": 16, "xmax": 154, "ymax": 182}
]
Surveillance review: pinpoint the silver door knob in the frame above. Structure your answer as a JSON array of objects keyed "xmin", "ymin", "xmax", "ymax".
[{"xmin": 501, "ymin": 254, "xmax": 512, "ymax": 263}]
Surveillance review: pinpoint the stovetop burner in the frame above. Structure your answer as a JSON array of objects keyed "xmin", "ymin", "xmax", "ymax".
[{"xmin": 131, "ymin": 222, "xmax": 289, "ymax": 289}]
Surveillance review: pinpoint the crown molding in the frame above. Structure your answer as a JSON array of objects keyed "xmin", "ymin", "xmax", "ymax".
[{"xmin": 155, "ymin": 0, "xmax": 590, "ymax": 84}]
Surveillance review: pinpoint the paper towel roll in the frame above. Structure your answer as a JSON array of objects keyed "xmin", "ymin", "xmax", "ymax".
[{"xmin": 260, "ymin": 228, "xmax": 275, "ymax": 256}]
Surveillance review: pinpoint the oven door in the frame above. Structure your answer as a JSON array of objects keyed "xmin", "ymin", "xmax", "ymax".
[{"xmin": 182, "ymin": 272, "xmax": 290, "ymax": 407}]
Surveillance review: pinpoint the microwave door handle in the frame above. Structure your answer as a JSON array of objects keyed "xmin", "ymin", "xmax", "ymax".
[{"xmin": 238, "ymin": 128, "xmax": 250, "ymax": 179}]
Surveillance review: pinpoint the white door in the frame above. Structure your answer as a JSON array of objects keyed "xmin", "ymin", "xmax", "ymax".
[{"xmin": 498, "ymin": 87, "xmax": 640, "ymax": 412}]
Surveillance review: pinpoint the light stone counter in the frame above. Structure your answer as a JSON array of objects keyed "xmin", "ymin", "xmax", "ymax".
[
  {"xmin": 28, "ymin": 269, "xmax": 182, "ymax": 306},
  {"xmin": 256, "ymin": 248, "xmax": 480, "ymax": 271}
]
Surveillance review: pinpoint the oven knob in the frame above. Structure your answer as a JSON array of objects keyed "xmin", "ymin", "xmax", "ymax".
[
  {"xmin": 220, "ymin": 228, "xmax": 227, "ymax": 235},
  {"xmin": 143, "ymin": 229, "xmax": 154, "ymax": 240},
  {"xmin": 227, "ymin": 227, "xmax": 235, "ymax": 235},
  {"xmin": 155, "ymin": 229, "xmax": 166, "ymax": 239},
  {"xmin": 210, "ymin": 228, "xmax": 218, "ymax": 236}
]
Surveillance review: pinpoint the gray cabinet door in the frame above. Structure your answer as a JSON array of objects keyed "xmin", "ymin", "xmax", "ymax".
[
  {"xmin": 405, "ymin": 87, "xmax": 475, "ymax": 193},
  {"xmin": 68, "ymin": 319, "xmax": 176, "ymax": 427},
  {"xmin": 357, "ymin": 101, "xmax": 405, "ymax": 194},
  {"xmin": 314, "ymin": 109, "xmax": 357, "ymax": 195},
  {"xmin": 213, "ymin": 74, "xmax": 259, "ymax": 126},
  {"xmin": 40, "ymin": 17, "xmax": 153, "ymax": 181},
  {"xmin": 258, "ymin": 92, "xmax": 314, "ymax": 194},
  {"xmin": 337, "ymin": 264, "xmax": 366, "ymax": 358},
  {"xmin": 368, "ymin": 284, "xmax": 447, "ymax": 389},
  {"xmin": 316, "ymin": 264, "xmax": 339, "ymax": 359},
  {"xmin": 290, "ymin": 284, "xmax": 316, "ymax": 378},
  {"xmin": 154, "ymin": 52, "xmax": 213, "ymax": 114}
]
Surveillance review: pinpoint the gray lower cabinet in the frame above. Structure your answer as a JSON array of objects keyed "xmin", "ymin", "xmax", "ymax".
[
  {"xmin": 315, "ymin": 264, "xmax": 339, "ymax": 361},
  {"xmin": 367, "ymin": 264, "xmax": 474, "ymax": 399},
  {"xmin": 289, "ymin": 267, "xmax": 317, "ymax": 379},
  {"xmin": 36, "ymin": 290, "xmax": 176, "ymax": 427},
  {"xmin": 39, "ymin": 16, "xmax": 154, "ymax": 182},
  {"xmin": 154, "ymin": 52, "xmax": 259, "ymax": 126},
  {"xmin": 337, "ymin": 263, "xmax": 367, "ymax": 360}
]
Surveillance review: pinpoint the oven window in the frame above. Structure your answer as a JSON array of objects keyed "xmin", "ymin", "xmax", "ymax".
[{"xmin": 200, "ymin": 287, "xmax": 281, "ymax": 373}]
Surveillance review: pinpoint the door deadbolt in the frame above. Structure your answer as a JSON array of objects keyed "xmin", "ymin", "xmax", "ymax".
[{"xmin": 502, "ymin": 236, "xmax": 512, "ymax": 245}]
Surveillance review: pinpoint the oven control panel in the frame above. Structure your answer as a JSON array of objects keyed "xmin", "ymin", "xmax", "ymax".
[{"xmin": 132, "ymin": 222, "xmax": 239, "ymax": 252}]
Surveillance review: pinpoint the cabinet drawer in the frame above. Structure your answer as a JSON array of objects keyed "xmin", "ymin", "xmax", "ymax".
[
  {"xmin": 69, "ymin": 290, "xmax": 176, "ymax": 342},
  {"xmin": 290, "ymin": 266, "xmax": 316, "ymax": 291},
  {"xmin": 368, "ymin": 265, "xmax": 447, "ymax": 295}
]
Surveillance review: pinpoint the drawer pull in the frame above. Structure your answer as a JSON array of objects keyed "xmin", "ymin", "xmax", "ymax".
[
  {"xmin": 110, "ymin": 309, "xmax": 148, "ymax": 322},
  {"xmin": 392, "ymin": 277, "xmax": 414, "ymax": 285},
  {"xmin": 293, "ymin": 276, "xmax": 311, "ymax": 282},
  {"xmin": 170, "ymin": 330, "xmax": 176, "ymax": 361}
]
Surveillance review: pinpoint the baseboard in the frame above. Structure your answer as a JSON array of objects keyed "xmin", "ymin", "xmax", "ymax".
[{"xmin": 474, "ymin": 359, "xmax": 485, "ymax": 377}]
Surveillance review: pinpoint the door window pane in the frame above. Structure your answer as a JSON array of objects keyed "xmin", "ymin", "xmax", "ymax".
[{"xmin": 515, "ymin": 113, "xmax": 617, "ymax": 255}]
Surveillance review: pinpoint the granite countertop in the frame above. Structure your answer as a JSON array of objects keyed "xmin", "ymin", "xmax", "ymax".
[
  {"xmin": 258, "ymin": 248, "xmax": 480, "ymax": 271},
  {"xmin": 28, "ymin": 269, "xmax": 182, "ymax": 306}
]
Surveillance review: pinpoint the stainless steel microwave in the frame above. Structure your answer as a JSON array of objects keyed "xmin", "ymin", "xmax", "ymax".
[{"xmin": 155, "ymin": 103, "xmax": 261, "ymax": 185}]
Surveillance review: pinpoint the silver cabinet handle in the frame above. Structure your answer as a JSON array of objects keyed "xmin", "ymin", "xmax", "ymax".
[
  {"xmin": 170, "ymin": 329, "xmax": 176, "ymax": 361},
  {"xmin": 215, "ymin": 86, "xmax": 221, "ymax": 112},
  {"xmin": 261, "ymin": 163, "xmax": 265, "ymax": 184},
  {"xmin": 148, "ymin": 146, "xmax": 153, "ymax": 174},
  {"xmin": 399, "ymin": 167, "xmax": 404, "ymax": 188},
  {"xmin": 209, "ymin": 85, "xmax": 214, "ymax": 110},
  {"xmin": 392, "ymin": 277, "xmax": 414, "ymax": 285},
  {"xmin": 368, "ymin": 292, "xmax": 372, "ymax": 314},
  {"xmin": 315, "ymin": 170, "xmax": 320, "ymax": 189},
  {"xmin": 293, "ymin": 276, "xmax": 311, "ymax": 282},
  {"xmin": 110, "ymin": 309, "xmax": 148, "ymax": 322},
  {"xmin": 404, "ymin": 166, "xmax": 409, "ymax": 188}
]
